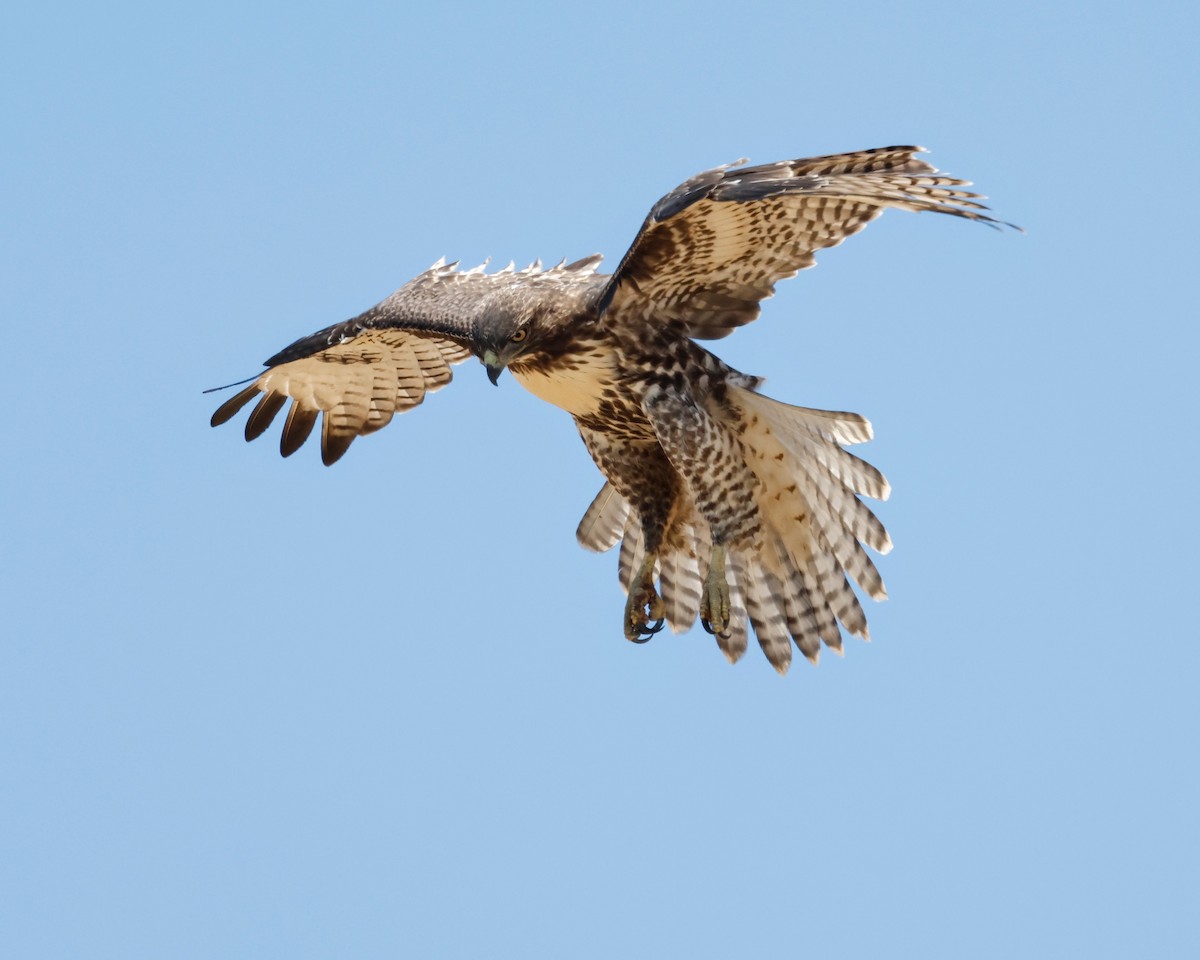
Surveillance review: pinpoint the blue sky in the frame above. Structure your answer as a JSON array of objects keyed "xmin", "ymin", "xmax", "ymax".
[{"xmin": 3, "ymin": 2, "xmax": 1195, "ymax": 957}]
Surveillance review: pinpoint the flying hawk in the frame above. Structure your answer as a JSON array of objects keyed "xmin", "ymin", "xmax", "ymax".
[{"xmin": 210, "ymin": 146, "xmax": 1008, "ymax": 673}]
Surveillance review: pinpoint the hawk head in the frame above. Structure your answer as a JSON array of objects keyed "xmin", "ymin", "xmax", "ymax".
[
  {"xmin": 476, "ymin": 301, "xmax": 541, "ymax": 385},
  {"xmin": 473, "ymin": 283, "xmax": 600, "ymax": 385}
]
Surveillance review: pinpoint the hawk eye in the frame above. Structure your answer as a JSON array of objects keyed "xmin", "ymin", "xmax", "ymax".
[{"xmin": 510, "ymin": 328, "xmax": 529, "ymax": 343}]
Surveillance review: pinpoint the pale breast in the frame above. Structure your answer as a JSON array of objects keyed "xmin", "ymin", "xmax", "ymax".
[{"xmin": 511, "ymin": 346, "xmax": 618, "ymax": 418}]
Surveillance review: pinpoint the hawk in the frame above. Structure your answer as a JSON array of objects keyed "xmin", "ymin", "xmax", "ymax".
[{"xmin": 210, "ymin": 146, "xmax": 1008, "ymax": 674}]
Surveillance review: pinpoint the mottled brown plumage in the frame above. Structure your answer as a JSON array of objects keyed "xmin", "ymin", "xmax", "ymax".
[{"xmin": 209, "ymin": 146, "xmax": 1010, "ymax": 673}]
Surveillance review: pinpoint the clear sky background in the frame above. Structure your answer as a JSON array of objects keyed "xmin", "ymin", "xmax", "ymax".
[{"xmin": 3, "ymin": 2, "xmax": 1196, "ymax": 957}]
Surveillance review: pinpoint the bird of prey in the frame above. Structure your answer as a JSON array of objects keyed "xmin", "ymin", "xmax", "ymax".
[{"xmin": 210, "ymin": 146, "xmax": 1008, "ymax": 674}]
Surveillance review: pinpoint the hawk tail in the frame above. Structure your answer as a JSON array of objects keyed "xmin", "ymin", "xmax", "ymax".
[
  {"xmin": 724, "ymin": 386, "xmax": 892, "ymax": 671},
  {"xmin": 574, "ymin": 386, "xmax": 891, "ymax": 673}
]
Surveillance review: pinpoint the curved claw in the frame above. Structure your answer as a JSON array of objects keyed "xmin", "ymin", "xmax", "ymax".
[
  {"xmin": 624, "ymin": 563, "xmax": 665, "ymax": 644},
  {"xmin": 627, "ymin": 613, "xmax": 665, "ymax": 644},
  {"xmin": 700, "ymin": 617, "xmax": 730, "ymax": 640},
  {"xmin": 638, "ymin": 618, "xmax": 665, "ymax": 641}
]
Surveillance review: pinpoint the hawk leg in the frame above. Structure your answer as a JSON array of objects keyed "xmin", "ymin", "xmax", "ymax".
[
  {"xmin": 700, "ymin": 543, "xmax": 731, "ymax": 638},
  {"xmin": 575, "ymin": 426, "xmax": 678, "ymax": 646},
  {"xmin": 641, "ymin": 387, "xmax": 761, "ymax": 644},
  {"xmin": 624, "ymin": 554, "xmax": 665, "ymax": 643}
]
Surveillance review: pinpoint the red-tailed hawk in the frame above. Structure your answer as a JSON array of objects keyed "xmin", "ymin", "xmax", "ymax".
[{"xmin": 210, "ymin": 146, "xmax": 1010, "ymax": 673}]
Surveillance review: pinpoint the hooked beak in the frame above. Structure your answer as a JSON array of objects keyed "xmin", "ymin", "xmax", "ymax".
[{"xmin": 482, "ymin": 349, "xmax": 505, "ymax": 386}]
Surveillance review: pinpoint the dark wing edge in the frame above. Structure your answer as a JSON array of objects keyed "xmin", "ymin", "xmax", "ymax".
[
  {"xmin": 210, "ymin": 327, "xmax": 473, "ymax": 465},
  {"xmin": 597, "ymin": 145, "xmax": 1017, "ymax": 339},
  {"xmin": 209, "ymin": 258, "xmax": 489, "ymax": 465}
]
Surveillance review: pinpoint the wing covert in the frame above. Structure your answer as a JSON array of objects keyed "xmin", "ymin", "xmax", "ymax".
[
  {"xmin": 599, "ymin": 146, "xmax": 1014, "ymax": 339},
  {"xmin": 211, "ymin": 328, "xmax": 471, "ymax": 465}
]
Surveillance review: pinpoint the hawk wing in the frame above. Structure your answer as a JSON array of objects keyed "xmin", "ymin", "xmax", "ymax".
[
  {"xmin": 211, "ymin": 326, "xmax": 472, "ymax": 466},
  {"xmin": 210, "ymin": 257, "xmax": 600, "ymax": 465},
  {"xmin": 597, "ymin": 146, "xmax": 1011, "ymax": 338}
]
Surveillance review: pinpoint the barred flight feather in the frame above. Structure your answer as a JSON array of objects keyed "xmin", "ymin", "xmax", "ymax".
[
  {"xmin": 659, "ymin": 515, "xmax": 708, "ymax": 634},
  {"xmin": 576, "ymin": 483, "xmax": 629, "ymax": 553},
  {"xmin": 742, "ymin": 562, "xmax": 794, "ymax": 674},
  {"xmin": 718, "ymin": 552, "xmax": 750, "ymax": 665},
  {"xmin": 617, "ymin": 516, "xmax": 646, "ymax": 595}
]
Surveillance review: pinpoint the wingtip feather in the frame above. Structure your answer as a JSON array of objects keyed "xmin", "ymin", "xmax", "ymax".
[{"xmin": 210, "ymin": 385, "xmax": 260, "ymax": 427}]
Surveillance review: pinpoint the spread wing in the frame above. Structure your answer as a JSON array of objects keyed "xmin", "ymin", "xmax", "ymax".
[
  {"xmin": 211, "ymin": 326, "xmax": 472, "ymax": 465},
  {"xmin": 210, "ymin": 257, "xmax": 600, "ymax": 465},
  {"xmin": 598, "ymin": 146, "xmax": 1013, "ymax": 339}
]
